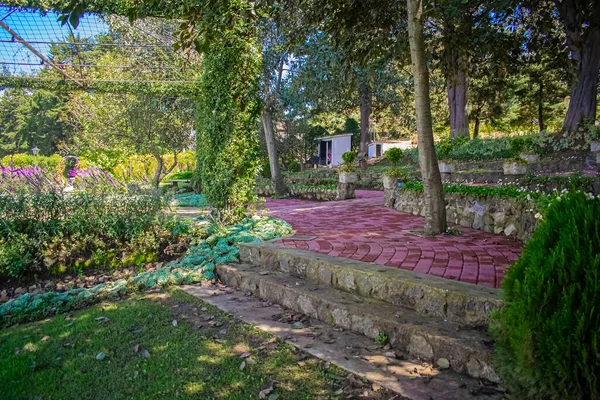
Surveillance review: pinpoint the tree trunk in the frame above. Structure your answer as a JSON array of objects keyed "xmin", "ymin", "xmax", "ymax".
[
  {"xmin": 152, "ymin": 153, "xmax": 177, "ymax": 189},
  {"xmin": 556, "ymin": 1, "xmax": 600, "ymax": 133},
  {"xmin": 447, "ymin": 51, "xmax": 469, "ymax": 138},
  {"xmin": 261, "ymin": 109, "xmax": 285, "ymax": 195},
  {"xmin": 358, "ymin": 79, "xmax": 372, "ymax": 154},
  {"xmin": 538, "ymin": 80, "xmax": 545, "ymax": 131},
  {"xmin": 407, "ymin": 0, "xmax": 447, "ymax": 235},
  {"xmin": 473, "ymin": 106, "xmax": 481, "ymax": 138},
  {"xmin": 152, "ymin": 154, "xmax": 163, "ymax": 189}
]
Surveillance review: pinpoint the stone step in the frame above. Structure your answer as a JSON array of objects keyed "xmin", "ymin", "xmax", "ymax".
[
  {"xmin": 217, "ymin": 263, "xmax": 499, "ymax": 382},
  {"xmin": 239, "ymin": 242, "xmax": 502, "ymax": 327}
]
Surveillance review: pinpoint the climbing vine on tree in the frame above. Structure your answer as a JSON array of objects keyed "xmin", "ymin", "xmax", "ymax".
[{"xmin": 194, "ymin": 32, "xmax": 262, "ymax": 222}]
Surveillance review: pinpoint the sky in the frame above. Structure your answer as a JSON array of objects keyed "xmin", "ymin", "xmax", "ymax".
[{"xmin": 0, "ymin": 6, "xmax": 108, "ymax": 75}]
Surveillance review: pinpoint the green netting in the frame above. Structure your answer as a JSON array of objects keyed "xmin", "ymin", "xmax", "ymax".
[{"xmin": 0, "ymin": 215, "xmax": 292, "ymax": 328}]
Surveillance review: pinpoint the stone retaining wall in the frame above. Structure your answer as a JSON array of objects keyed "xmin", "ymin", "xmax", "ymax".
[
  {"xmin": 384, "ymin": 188, "xmax": 540, "ymax": 241},
  {"xmin": 257, "ymin": 184, "xmax": 339, "ymax": 201}
]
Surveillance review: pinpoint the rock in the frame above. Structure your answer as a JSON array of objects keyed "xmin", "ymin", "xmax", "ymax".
[
  {"xmin": 504, "ymin": 224, "xmax": 517, "ymax": 236},
  {"xmin": 14, "ymin": 287, "xmax": 26, "ymax": 295},
  {"xmin": 140, "ymin": 349, "xmax": 151, "ymax": 358},
  {"xmin": 437, "ymin": 358, "xmax": 450, "ymax": 370},
  {"xmin": 0, "ymin": 290, "xmax": 8, "ymax": 303}
]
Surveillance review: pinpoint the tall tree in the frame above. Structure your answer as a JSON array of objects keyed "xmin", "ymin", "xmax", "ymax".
[
  {"xmin": 407, "ymin": 0, "xmax": 446, "ymax": 234},
  {"xmin": 553, "ymin": 0, "xmax": 600, "ymax": 132},
  {"xmin": 259, "ymin": 21, "xmax": 287, "ymax": 195}
]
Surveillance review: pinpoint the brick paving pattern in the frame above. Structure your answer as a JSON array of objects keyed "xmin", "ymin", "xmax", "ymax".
[{"xmin": 263, "ymin": 190, "xmax": 522, "ymax": 288}]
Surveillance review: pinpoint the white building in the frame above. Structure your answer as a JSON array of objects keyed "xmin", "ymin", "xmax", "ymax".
[
  {"xmin": 367, "ymin": 140, "xmax": 414, "ymax": 158},
  {"xmin": 316, "ymin": 134, "xmax": 352, "ymax": 167}
]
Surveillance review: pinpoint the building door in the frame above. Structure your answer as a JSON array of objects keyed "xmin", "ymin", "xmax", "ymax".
[{"xmin": 376, "ymin": 144, "xmax": 382, "ymax": 157}]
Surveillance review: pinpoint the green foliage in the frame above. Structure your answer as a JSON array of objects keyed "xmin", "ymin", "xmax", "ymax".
[
  {"xmin": 383, "ymin": 166, "xmax": 411, "ymax": 181},
  {"xmin": 341, "ymin": 151, "xmax": 357, "ymax": 164},
  {"xmin": 0, "ymin": 88, "xmax": 68, "ymax": 157},
  {"xmin": 436, "ymin": 135, "xmax": 470, "ymax": 159},
  {"xmin": 444, "ymin": 137, "xmax": 514, "ymax": 160},
  {"xmin": 194, "ymin": 31, "xmax": 262, "ymax": 223},
  {"xmin": 166, "ymin": 171, "xmax": 193, "ymax": 181},
  {"xmin": 491, "ymin": 192, "xmax": 600, "ymax": 399},
  {"xmin": 510, "ymin": 135, "xmax": 537, "ymax": 155},
  {"xmin": 375, "ymin": 332, "xmax": 389, "ymax": 345},
  {"xmin": 0, "ymin": 193, "xmax": 168, "ymax": 278},
  {"xmin": 402, "ymin": 181, "xmax": 552, "ymax": 209},
  {"xmin": 385, "ymin": 148, "xmax": 404, "ymax": 164},
  {"xmin": 0, "ymin": 153, "xmax": 68, "ymax": 176},
  {"xmin": 286, "ymin": 161, "xmax": 301, "ymax": 172},
  {"xmin": 0, "ymin": 215, "xmax": 292, "ymax": 327}
]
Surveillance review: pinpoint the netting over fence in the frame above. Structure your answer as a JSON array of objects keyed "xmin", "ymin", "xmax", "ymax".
[{"xmin": 0, "ymin": 6, "xmax": 200, "ymax": 94}]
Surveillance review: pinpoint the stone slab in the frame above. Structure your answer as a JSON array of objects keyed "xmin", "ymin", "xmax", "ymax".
[
  {"xmin": 216, "ymin": 263, "xmax": 499, "ymax": 383},
  {"xmin": 239, "ymin": 242, "xmax": 502, "ymax": 328},
  {"xmin": 181, "ymin": 283, "xmax": 503, "ymax": 400}
]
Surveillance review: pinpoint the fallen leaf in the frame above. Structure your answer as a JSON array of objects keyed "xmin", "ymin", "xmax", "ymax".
[
  {"xmin": 140, "ymin": 349, "xmax": 151, "ymax": 358},
  {"xmin": 14, "ymin": 348, "xmax": 20, "ymax": 355},
  {"xmin": 291, "ymin": 322, "xmax": 303, "ymax": 329},
  {"xmin": 246, "ymin": 358, "xmax": 257, "ymax": 365},
  {"xmin": 96, "ymin": 352, "xmax": 105, "ymax": 361},
  {"xmin": 172, "ymin": 320, "xmax": 178, "ymax": 327},
  {"xmin": 202, "ymin": 315, "xmax": 214, "ymax": 321},
  {"xmin": 41, "ymin": 336, "xmax": 50, "ymax": 341},
  {"xmin": 95, "ymin": 316, "xmax": 110, "ymax": 323},
  {"xmin": 240, "ymin": 352, "xmax": 251, "ymax": 359},
  {"xmin": 239, "ymin": 361, "xmax": 246, "ymax": 371},
  {"xmin": 133, "ymin": 344, "xmax": 140, "ymax": 353}
]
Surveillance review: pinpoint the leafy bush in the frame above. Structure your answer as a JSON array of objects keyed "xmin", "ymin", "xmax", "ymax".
[
  {"xmin": 491, "ymin": 191, "xmax": 600, "ymax": 399},
  {"xmin": 166, "ymin": 171, "xmax": 194, "ymax": 181},
  {"xmin": 0, "ymin": 215, "xmax": 293, "ymax": 327},
  {"xmin": 110, "ymin": 152, "xmax": 196, "ymax": 183},
  {"xmin": 260, "ymin": 161, "xmax": 271, "ymax": 179},
  {"xmin": 342, "ymin": 151, "xmax": 357, "ymax": 164},
  {"xmin": 0, "ymin": 193, "xmax": 169, "ymax": 278},
  {"xmin": 287, "ymin": 161, "xmax": 301, "ymax": 172},
  {"xmin": 385, "ymin": 148, "xmax": 403, "ymax": 164},
  {"xmin": 436, "ymin": 135, "xmax": 469, "ymax": 159},
  {"xmin": 402, "ymin": 180, "xmax": 552, "ymax": 209},
  {"xmin": 446, "ymin": 137, "xmax": 514, "ymax": 160}
]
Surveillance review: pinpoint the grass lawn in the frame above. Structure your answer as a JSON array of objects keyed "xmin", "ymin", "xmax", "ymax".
[{"xmin": 0, "ymin": 288, "xmax": 348, "ymax": 400}]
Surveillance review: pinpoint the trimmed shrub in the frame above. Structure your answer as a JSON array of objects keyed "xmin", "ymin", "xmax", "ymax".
[
  {"xmin": 490, "ymin": 191, "xmax": 600, "ymax": 399},
  {"xmin": 385, "ymin": 148, "xmax": 403, "ymax": 164}
]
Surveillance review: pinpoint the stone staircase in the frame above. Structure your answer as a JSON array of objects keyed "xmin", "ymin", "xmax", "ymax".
[{"xmin": 216, "ymin": 241, "xmax": 503, "ymax": 384}]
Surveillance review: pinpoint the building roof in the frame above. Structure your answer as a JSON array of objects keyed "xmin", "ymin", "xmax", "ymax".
[{"xmin": 316, "ymin": 133, "xmax": 353, "ymax": 140}]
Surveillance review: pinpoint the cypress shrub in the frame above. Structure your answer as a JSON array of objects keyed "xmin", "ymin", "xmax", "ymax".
[{"xmin": 490, "ymin": 191, "xmax": 600, "ymax": 399}]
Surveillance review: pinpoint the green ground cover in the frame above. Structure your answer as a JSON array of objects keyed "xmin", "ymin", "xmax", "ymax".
[{"xmin": 0, "ymin": 288, "xmax": 342, "ymax": 400}]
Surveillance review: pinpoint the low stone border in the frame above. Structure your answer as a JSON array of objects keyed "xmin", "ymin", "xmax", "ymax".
[
  {"xmin": 384, "ymin": 187, "xmax": 540, "ymax": 241},
  {"xmin": 257, "ymin": 184, "xmax": 339, "ymax": 201}
]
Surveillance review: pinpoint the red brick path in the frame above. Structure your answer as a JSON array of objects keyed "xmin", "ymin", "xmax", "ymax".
[{"xmin": 263, "ymin": 190, "xmax": 522, "ymax": 288}]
